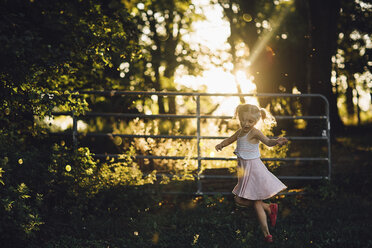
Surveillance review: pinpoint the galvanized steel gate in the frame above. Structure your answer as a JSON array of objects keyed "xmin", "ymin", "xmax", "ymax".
[{"xmin": 54, "ymin": 91, "xmax": 331, "ymax": 195}]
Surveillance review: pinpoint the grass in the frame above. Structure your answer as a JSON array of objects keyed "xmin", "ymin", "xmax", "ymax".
[
  {"xmin": 27, "ymin": 132, "xmax": 372, "ymax": 248},
  {"xmin": 36, "ymin": 187, "xmax": 372, "ymax": 248}
]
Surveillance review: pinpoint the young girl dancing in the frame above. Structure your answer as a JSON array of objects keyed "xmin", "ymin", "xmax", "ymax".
[{"xmin": 215, "ymin": 104, "xmax": 288, "ymax": 243}]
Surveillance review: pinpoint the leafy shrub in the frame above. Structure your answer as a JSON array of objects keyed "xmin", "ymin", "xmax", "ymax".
[
  {"xmin": 0, "ymin": 131, "xmax": 45, "ymax": 246},
  {"xmin": 97, "ymin": 146, "xmax": 156, "ymax": 188}
]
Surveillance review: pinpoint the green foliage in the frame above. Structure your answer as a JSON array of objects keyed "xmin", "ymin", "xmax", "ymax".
[
  {"xmin": 0, "ymin": 127, "xmax": 96, "ymax": 245},
  {"xmin": 127, "ymin": 119, "xmax": 199, "ymax": 173},
  {"xmin": 0, "ymin": 129, "xmax": 46, "ymax": 245},
  {"xmin": 1, "ymin": 0, "xmax": 140, "ymax": 89},
  {"xmin": 0, "ymin": 1, "xmax": 143, "ymax": 246},
  {"xmin": 123, "ymin": 0, "xmax": 204, "ymax": 114},
  {"xmin": 0, "ymin": 127, "xmax": 157, "ymax": 247},
  {"xmin": 46, "ymin": 145, "xmax": 98, "ymax": 198},
  {"xmin": 98, "ymin": 147, "xmax": 157, "ymax": 188},
  {"xmin": 0, "ymin": 0, "xmax": 141, "ymax": 139},
  {"xmin": 334, "ymin": 0, "xmax": 371, "ymax": 124},
  {"xmin": 0, "ymin": 182, "xmax": 44, "ymax": 246}
]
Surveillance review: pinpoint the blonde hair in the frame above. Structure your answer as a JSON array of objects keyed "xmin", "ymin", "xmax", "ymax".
[{"xmin": 234, "ymin": 104, "xmax": 276, "ymax": 128}]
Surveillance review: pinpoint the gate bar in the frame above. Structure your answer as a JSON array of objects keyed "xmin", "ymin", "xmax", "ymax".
[
  {"xmin": 93, "ymin": 154, "xmax": 328, "ymax": 161},
  {"xmin": 149, "ymin": 173, "xmax": 327, "ymax": 181},
  {"xmin": 78, "ymin": 90, "xmax": 329, "ymax": 100},
  {"xmin": 78, "ymin": 133, "xmax": 328, "ymax": 141},
  {"xmin": 52, "ymin": 112, "xmax": 327, "ymax": 120},
  {"xmin": 196, "ymin": 95, "xmax": 202, "ymax": 194}
]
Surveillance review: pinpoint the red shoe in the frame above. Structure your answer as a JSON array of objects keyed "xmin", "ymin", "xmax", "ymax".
[
  {"xmin": 264, "ymin": 234, "xmax": 273, "ymax": 243},
  {"xmin": 269, "ymin": 203, "xmax": 278, "ymax": 227}
]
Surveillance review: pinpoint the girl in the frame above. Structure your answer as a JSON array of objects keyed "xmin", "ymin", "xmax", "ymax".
[{"xmin": 215, "ymin": 104, "xmax": 288, "ymax": 243}]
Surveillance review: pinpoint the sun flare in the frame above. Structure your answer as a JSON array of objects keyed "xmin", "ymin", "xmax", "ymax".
[
  {"xmin": 175, "ymin": 0, "xmax": 294, "ymax": 115},
  {"xmin": 176, "ymin": 67, "xmax": 258, "ymax": 115},
  {"xmin": 175, "ymin": 1, "xmax": 262, "ymax": 115}
]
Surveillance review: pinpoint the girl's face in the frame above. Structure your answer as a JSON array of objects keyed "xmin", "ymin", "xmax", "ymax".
[{"xmin": 239, "ymin": 112, "xmax": 257, "ymax": 132}]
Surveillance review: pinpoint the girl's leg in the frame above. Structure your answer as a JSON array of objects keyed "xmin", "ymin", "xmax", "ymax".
[
  {"xmin": 235, "ymin": 196, "xmax": 272, "ymax": 214},
  {"xmin": 262, "ymin": 202, "xmax": 271, "ymax": 215},
  {"xmin": 253, "ymin": 200, "xmax": 270, "ymax": 237},
  {"xmin": 234, "ymin": 196, "xmax": 252, "ymax": 207}
]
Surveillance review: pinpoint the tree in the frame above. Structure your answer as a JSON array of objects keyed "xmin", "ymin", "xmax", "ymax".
[
  {"xmin": 334, "ymin": 0, "xmax": 371, "ymax": 125},
  {"xmin": 218, "ymin": 0, "xmax": 356, "ymax": 131},
  {"xmin": 125, "ymin": 0, "xmax": 203, "ymax": 114},
  {"xmin": 305, "ymin": 0, "xmax": 344, "ymax": 131},
  {"xmin": 0, "ymin": 0, "xmax": 141, "ymax": 124},
  {"xmin": 218, "ymin": 0, "xmax": 311, "ymax": 120},
  {"xmin": 0, "ymin": 0, "xmax": 140, "ymax": 243}
]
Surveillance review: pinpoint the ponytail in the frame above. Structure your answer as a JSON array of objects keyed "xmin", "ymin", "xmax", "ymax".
[
  {"xmin": 260, "ymin": 107, "xmax": 277, "ymax": 128},
  {"xmin": 233, "ymin": 105, "xmax": 241, "ymax": 119},
  {"xmin": 260, "ymin": 108, "xmax": 267, "ymax": 120}
]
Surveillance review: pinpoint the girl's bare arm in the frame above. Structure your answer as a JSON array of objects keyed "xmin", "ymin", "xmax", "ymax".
[
  {"xmin": 215, "ymin": 129, "xmax": 241, "ymax": 151},
  {"xmin": 253, "ymin": 128, "xmax": 288, "ymax": 147}
]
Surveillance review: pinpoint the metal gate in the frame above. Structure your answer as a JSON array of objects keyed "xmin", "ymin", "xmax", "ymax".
[{"xmin": 53, "ymin": 91, "xmax": 331, "ymax": 195}]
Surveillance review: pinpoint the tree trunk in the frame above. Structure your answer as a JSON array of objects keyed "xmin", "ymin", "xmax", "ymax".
[
  {"xmin": 345, "ymin": 81, "xmax": 355, "ymax": 116},
  {"xmin": 149, "ymin": 16, "xmax": 166, "ymax": 114},
  {"xmin": 223, "ymin": 1, "xmax": 245, "ymax": 104},
  {"xmin": 152, "ymin": 60, "xmax": 166, "ymax": 114},
  {"xmin": 356, "ymin": 89, "xmax": 361, "ymax": 126},
  {"xmin": 302, "ymin": 0, "xmax": 313, "ymax": 116},
  {"xmin": 307, "ymin": 0, "xmax": 344, "ymax": 133}
]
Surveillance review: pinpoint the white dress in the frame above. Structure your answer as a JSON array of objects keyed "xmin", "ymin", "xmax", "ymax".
[{"xmin": 232, "ymin": 131, "xmax": 287, "ymax": 200}]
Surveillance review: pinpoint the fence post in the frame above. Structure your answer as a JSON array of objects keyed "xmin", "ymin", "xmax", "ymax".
[
  {"xmin": 325, "ymin": 98, "xmax": 331, "ymax": 181},
  {"xmin": 196, "ymin": 95, "xmax": 202, "ymax": 194},
  {"xmin": 72, "ymin": 111, "xmax": 78, "ymax": 150}
]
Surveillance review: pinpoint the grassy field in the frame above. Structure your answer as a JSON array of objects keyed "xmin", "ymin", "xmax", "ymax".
[{"xmin": 30, "ymin": 132, "xmax": 372, "ymax": 248}]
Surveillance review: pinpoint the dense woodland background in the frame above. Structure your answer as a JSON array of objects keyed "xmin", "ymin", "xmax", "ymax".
[{"xmin": 0, "ymin": 0, "xmax": 371, "ymax": 247}]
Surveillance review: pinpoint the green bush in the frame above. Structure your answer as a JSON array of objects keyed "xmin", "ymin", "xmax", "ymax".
[
  {"xmin": 0, "ymin": 1, "xmax": 141, "ymax": 246},
  {"xmin": 0, "ymin": 128, "xmax": 96, "ymax": 246}
]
